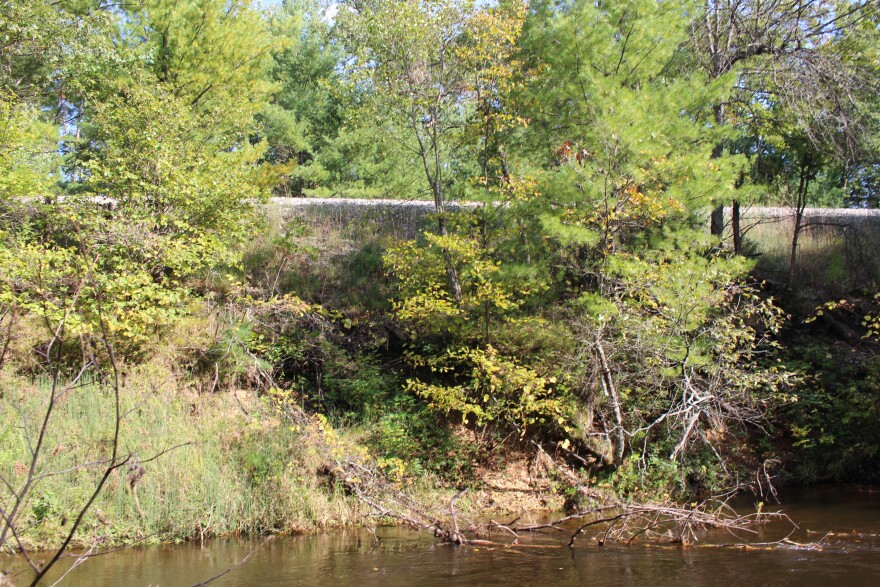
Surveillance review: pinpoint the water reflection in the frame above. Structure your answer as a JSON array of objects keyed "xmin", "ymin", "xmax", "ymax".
[{"xmin": 6, "ymin": 486, "xmax": 879, "ymax": 586}]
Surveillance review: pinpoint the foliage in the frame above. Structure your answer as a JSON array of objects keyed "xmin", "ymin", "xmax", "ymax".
[
  {"xmin": 777, "ymin": 339, "xmax": 880, "ymax": 483},
  {"xmin": 74, "ymin": 84, "xmax": 265, "ymax": 277},
  {"xmin": 0, "ymin": 0, "xmax": 272, "ymax": 357},
  {"xmin": 405, "ymin": 344, "xmax": 569, "ymax": 434},
  {"xmin": 595, "ymin": 238, "xmax": 792, "ymax": 461},
  {"xmin": 337, "ymin": 0, "xmax": 528, "ymax": 208},
  {"xmin": 369, "ymin": 394, "xmax": 479, "ymax": 484},
  {"xmin": 3, "ymin": 0, "xmax": 880, "ymax": 535},
  {"xmin": 385, "ymin": 229, "xmax": 528, "ymax": 340},
  {"xmin": 0, "ymin": 92, "xmax": 57, "ymax": 200},
  {"xmin": 519, "ymin": 0, "xmax": 742, "ymax": 233},
  {"xmin": 865, "ymin": 295, "xmax": 880, "ymax": 340},
  {"xmin": 130, "ymin": 0, "xmax": 276, "ymax": 130},
  {"xmin": 263, "ymin": 0, "xmax": 347, "ymax": 196},
  {"xmin": 0, "ymin": 371, "xmax": 359, "ymax": 551}
]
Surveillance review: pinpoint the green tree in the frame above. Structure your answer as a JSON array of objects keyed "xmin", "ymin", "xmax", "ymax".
[
  {"xmin": 339, "ymin": 0, "xmax": 527, "ymax": 301},
  {"xmin": 729, "ymin": 11, "xmax": 880, "ymax": 287},
  {"xmin": 689, "ymin": 0, "xmax": 880, "ymax": 247},
  {"xmin": 131, "ymin": 0, "xmax": 275, "ymax": 132},
  {"xmin": 504, "ymin": 0, "xmax": 791, "ymax": 472},
  {"xmin": 263, "ymin": 0, "xmax": 346, "ymax": 196},
  {"xmin": 517, "ymin": 0, "xmax": 741, "ymax": 277},
  {"xmin": 1, "ymin": 0, "xmax": 276, "ymax": 353}
]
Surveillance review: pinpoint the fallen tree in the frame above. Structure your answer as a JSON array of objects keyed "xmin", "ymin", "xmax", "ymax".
[{"xmin": 268, "ymin": 389, "xmax": 797, "ymax": 551}]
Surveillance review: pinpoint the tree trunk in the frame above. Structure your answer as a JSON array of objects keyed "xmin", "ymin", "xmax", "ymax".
[
  {"xmin": 788, "ymin": 167, "xmax": 809, "ymax": 290},
  {"xmin": 732, "ymin": 200, "xmax": 742, "ymax": 254},
  {"xmin": 429, "ymin": 120, "xmax": 463, "ymax": 304},
  {"xmin": 787, "ymin": 208, "xmax": 803, "ymax": 290},
  {"xmin": 413, "ymin": 110, "xmax": 464, "ymax": 304},
  {"xmin": 710, "ymin": 205, "xmax": 724, "ymax": 237},
  {"xmin": 594, "ymin": 336, "xmax": 625, "ymax": 464},
  {"xmin": 710, "ymin": 103, "xmax": 726, "ymax": 238},
  {"xmin": 433, "ymin": 192, "xmax": 463, "ymax": 304}
]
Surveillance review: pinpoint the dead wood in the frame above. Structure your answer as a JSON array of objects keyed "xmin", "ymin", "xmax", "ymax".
[{"xmin": 270, "ymin": 392, "xmax": 799, "ymax": 553}]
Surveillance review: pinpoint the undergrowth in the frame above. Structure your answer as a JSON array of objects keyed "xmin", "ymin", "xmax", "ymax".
[{"xmin": 0, "ymin": 365, "xmax": 361, "ymax": 551}]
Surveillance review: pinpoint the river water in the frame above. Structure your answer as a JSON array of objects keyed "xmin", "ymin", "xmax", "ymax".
[{"xmin": 12, "ymin": 486, "xmax": 880, "ymax": 586}]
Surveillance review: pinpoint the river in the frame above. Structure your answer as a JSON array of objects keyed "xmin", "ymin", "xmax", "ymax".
[{"xmin": 11, "ymin": 486, "xmax": 880, "ymax": 586}]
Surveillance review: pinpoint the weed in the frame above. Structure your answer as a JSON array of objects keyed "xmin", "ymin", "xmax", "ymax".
[{"xmin": 0, "ymin": 367, "xmax": 360, "ymax": 550}]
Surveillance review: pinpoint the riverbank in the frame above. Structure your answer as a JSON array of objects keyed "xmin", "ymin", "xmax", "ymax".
[
  {"xmin": 2, "ymin": 318, "xmax": 878, "ymax": 554},
  {"xmin": 0, "ymin": 368, "xmax": 348, "ymax": 552},
  {"xmin": 0, "ymin": 360, "xmax": 570, "ymax": 553},
  {"xmin": 4, "ymin": 205, "xmax": 879, "ymax": 554}
]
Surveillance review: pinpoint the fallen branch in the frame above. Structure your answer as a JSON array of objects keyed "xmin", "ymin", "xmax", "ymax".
[
  {"xmin": 569, "ymin": 513, "xmax": 628, "ymax": 547},
  {"xmin": 187, "ymin": 536, "xmax": 274, "ymax": 587},
  {"xmin": 270, "ymin": 393, "xmax": 796, "ymax": 552}
]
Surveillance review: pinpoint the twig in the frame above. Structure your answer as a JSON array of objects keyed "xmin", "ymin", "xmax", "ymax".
[
  {"xmin": 49, "ymin": 530, "xmax": 100, "ymax": 587},
  {"xmin": 188, "ymin": 536, "xmax": 274, "ymax": 587},
  {"xmin": 449, "ymin": 489, "xmax": 468, "ymax": 545},
  {"xmin": 568, "ymin": 513, "xmax": 628, "ymax": 548},
  {"xmin": 490, "ymin": 520, "xmax": 520, "ymax": 545}
]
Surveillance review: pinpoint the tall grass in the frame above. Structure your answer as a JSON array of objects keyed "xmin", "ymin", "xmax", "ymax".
[
  {"xmin": 267, "ymin": 197, "xmax": 458, "ymax": 242},
  {"xmin": 244, "ymin": 203, "xmax": 399, "ymax": 309},
  {"xmin": 0, "ymin": 366, "xmax": 360, "ymax": 551},
  {"xmin": 269, "ymin": 199, "xmax": 880, "ymax": 296},
  {"xmin": 732, "ymin": 206, "xmax": 880, "ymax": 295}
]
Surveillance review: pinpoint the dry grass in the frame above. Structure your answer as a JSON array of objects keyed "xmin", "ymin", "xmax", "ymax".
[
  {"xmin": 730, "ymin": 206, "xmax": 880, "ymax": 294},
  {"xmin": 244, "ymin": 204, "xmax": 399, "ymax": 309},
  {"xmin": 268, "ymin": 197, "xmax": 438, "ymax": 242}
]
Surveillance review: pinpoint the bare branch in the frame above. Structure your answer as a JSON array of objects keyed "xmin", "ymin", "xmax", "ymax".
[{"xmin": 187, "ymin": 537, "xmax": 274, "ymax": 587}]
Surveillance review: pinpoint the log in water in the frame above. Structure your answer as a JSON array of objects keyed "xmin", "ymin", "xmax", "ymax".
[{"xmin": 8, "ymin": 486, "xmax": 879, "ymax": 587}]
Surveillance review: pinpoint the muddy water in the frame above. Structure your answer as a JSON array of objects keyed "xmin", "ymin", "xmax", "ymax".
[{"xmin": 12, "ymin": 486, "xmax": 880, "ymax": 586}]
